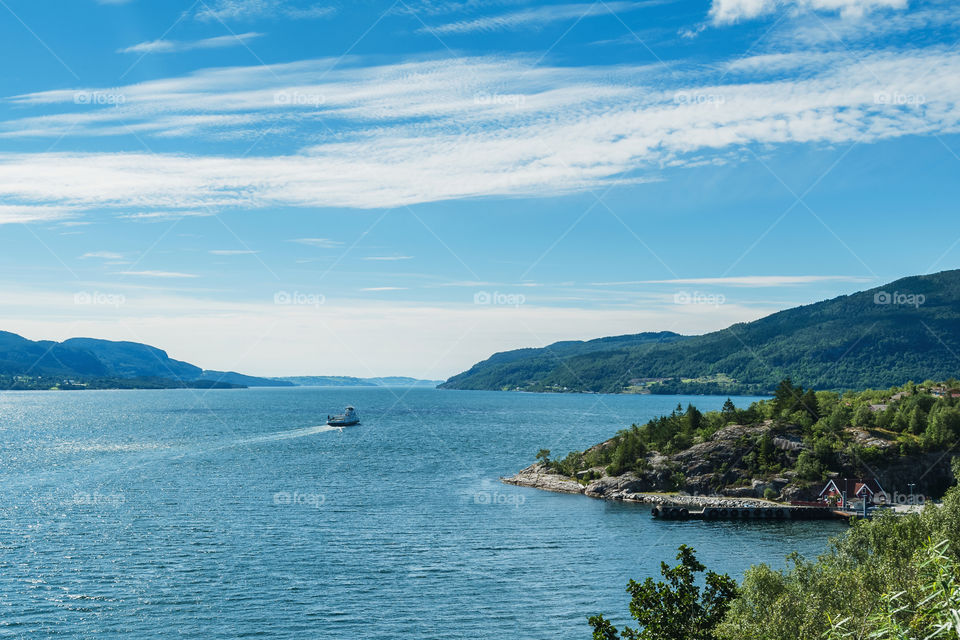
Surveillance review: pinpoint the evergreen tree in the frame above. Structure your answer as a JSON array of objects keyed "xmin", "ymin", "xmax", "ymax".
[{"xmin": 589, "ymin": 546, "xmax": 738, "ymax": 640}]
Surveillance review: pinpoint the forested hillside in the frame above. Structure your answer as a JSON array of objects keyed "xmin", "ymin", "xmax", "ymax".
[{"xmin": 441, "ymin": 270, "xmax": 960, "ymax": 394}]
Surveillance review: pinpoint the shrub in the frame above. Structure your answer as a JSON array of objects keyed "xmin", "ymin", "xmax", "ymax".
[
  {"xmin": 718, "ymin": 485, "xmax": 960, "ymax": 640},
  {"xmin": 589, "ymin": 545, "xmax": 738, "ymax": 640}
]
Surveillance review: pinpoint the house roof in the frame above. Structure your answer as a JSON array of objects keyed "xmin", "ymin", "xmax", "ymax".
[{"xmin": 819, "ymin": 477, "xmax": 886, "ymax": 499}]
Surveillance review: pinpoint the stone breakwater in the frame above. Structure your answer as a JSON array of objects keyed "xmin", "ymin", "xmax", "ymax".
[{"xmin": 502, "ymin": 463, "xmax": 772, "ymax": 509}]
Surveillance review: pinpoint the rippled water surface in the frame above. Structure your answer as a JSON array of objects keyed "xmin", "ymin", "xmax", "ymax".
[{"xmin": 0, "ymin": 388, "xmax": 844, "ymax": 638}]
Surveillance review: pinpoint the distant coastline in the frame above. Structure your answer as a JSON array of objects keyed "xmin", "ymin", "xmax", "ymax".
[
  {"xmin": 0, "ymin": 374, "xmax": 442, "ymax": 391},
  {"xmin": 274, "ymin": 376, "xmax": 442, "ymax": 388},
  {"xmin": 0, "ymin": 331, "xmax": 439, "ymax": 391}
]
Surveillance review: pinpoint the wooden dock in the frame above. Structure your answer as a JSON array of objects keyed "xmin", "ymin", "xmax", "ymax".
[{"xmin": 651, "ymin": 504, "xmax": 841, "ymax": 521}]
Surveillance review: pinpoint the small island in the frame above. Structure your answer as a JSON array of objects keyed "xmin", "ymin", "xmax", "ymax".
[{"xmin": 506, "ymin": 379, "xmax": 960, "ymax": 511}]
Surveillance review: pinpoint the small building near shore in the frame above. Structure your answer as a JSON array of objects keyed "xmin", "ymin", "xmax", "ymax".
[{"xmin": 818, "ymin": 478, "xmax": 886, "ymax": 507}]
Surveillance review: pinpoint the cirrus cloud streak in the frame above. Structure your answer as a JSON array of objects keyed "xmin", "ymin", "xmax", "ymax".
[{"xmin": 1, "ymin": 48, "xmax": 959, "ymax": 213}]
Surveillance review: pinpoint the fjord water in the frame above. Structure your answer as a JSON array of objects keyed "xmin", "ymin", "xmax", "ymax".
[{"xmin": 0, "ymin": 388, "xmax": 843, "ymax": 639}]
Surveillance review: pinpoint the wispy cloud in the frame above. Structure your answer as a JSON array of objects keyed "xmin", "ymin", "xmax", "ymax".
[
  {"xmin": 2, "ymin": 45, "xmax": 960, "ymax": 212},
  {"xmin": 292, "ymin": 238, "xmax": 344, "ymax": 248},
  {"xmin": 425, "ymin": 2, "xmax": 651, "ymax": 34},
  {"xmin": 594, "ymin": 275, "xmax": 876, "ymax": 287},
  {"xmin": 361, "ymin": 287, "xmax": 409, "ymax": 291},
  {"xmin": 80, "ymin": 251, "xmax": 125, "ymax": 260},
  {"xmin": 116, "ymin": 271, "xmax": 199, "ymax": 278},
  {"xmin": 117, "ymin": 211, "xmax": 216, "ymax": 222},
  {"xmin": 209, "ymin": 249, "xmax": 260, "ymax": 255},
  {"xmin": 195, "ymin": 0, "xmax": 335, "ymax": 21},
  {"xmin": 363, "ymin": 256, "xmax": 414, "ymax": 261},
  {"xmin": 119, "ymin": 32, "xmax": 264, "ymax": 55},
  {"xmin": 0, "ymin": 205, "xmax": 72, "ymax": 225},
  {"xmin": 708, "ymin": 0, "xmax": 907, "ymax": 25}
]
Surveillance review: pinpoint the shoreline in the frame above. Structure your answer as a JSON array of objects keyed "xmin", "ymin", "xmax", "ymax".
[{"xmin": 502, "ymin": 463, "xmax": 775, "ymax": 509}]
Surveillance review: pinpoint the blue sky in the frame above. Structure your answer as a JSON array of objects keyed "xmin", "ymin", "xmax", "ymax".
[{"xmin": 0, "ymin": 0, "xmax": 958, "ymax": 377}]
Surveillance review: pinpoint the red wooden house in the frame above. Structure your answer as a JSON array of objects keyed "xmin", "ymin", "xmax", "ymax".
[{"xmin": 818, "ymin": 478, "xmax": 886, "ymax": 507}]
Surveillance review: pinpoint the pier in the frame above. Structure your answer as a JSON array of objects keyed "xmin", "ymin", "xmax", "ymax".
[{"xmin": 651, "ymin": 504, "xmax": 842, "ymax": 521}]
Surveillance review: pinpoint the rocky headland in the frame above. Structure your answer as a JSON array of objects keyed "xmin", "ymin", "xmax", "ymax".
[
  {"xmin": 502, "ymin": 462, "xmax": 772, "ymax": 508},
  {"xmin": 503, "ymin": 419, "xmax": 956, "ymax": 507}
]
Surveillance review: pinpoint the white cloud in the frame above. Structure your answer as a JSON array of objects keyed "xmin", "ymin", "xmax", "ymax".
[
  {"xmin": 785, "ymin": 4, "xmax": 960, "ymax": 45},
  {"xmin": 117, "ymin": 271, "xmax": 199, "ymax": 278},
  {"xmin": 0, "ymin": 205, "xmax": 72, "ymax": 224},
  {"xmin": 195, "ymin": 0, "xmax": 334, "ymax": 21},
  {"xmin": 363, "ymin": 256, "xmax": 414, "ymax": 261},
  {"xmin": 426, "ymin": 2, "xmax": 650, "ymax": 34},
  {"xmin": 361, "ymin": 287, "xmax": 409, "ymax": 291},
  {"xmin": 599, "ymin": 275, "xmax": 876, "ymax": 287},
  {"xmin": 292, "ymin": 238, "xmax": 344, "ymax": 248},
  {"xmin": 209, "ymin": 249, "xmax": 260, "ymax": 255},
  {"xmin": 117, "ymin": 210, "xmax": 215, "ymax": 222},
  {"xmin": 2, "ymin": 48, "xmax": 960, "ymax": 212},
  {"xmin": 119, "ymin": 32, "xmax": 264, "ymax": 55},
  {"xmin": 81, "ymin": 251, "xmax": 125, "ymax": 260},
  {"xmin": 709, "ymin": 0, "xmax": 908, "ymax": 25}
]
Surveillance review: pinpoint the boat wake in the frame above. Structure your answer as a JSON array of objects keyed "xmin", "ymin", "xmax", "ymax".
[{"xmin": 235, "ymin": 425, "xmax": 343, "ymax": 446}]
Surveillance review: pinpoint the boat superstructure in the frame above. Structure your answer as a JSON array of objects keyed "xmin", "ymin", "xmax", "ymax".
[{"xmin": 327, "ymin": 406, "xmax": 360, "ymax": 427}]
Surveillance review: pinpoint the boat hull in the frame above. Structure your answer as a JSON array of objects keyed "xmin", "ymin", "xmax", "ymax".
[{"xmin": 327, "ymin": 418, "xmax": 360, "ymax": 427}]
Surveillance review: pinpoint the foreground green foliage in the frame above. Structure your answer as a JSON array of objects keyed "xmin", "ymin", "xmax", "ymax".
[
  {"xmin": 589, "ymin": 545, "xmax": 738, "ymax": 640},
  {"xmin": 718, "ymin": 483, "xmax": 960, "ymax": 640},
  {"xmin": 592, "ymin": 479, "xmax": 960, "ymax": 640},
  {"xmin": 826, "ymin": 539, "xmax": 960, "ymax": 640},
  {"xmin": 441, "ymin": 270, "xmax": 960, "ymax": 394}
]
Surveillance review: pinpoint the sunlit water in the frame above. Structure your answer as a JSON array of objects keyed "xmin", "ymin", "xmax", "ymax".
[{"xmin": 0, "ymin": 388, "xmax": 844, "ymax": 638}]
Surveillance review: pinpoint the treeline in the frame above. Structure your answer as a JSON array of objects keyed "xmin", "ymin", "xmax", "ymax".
[{"xmin": 646, "ymin": 378, "xmax": 766, "ymax": 396}]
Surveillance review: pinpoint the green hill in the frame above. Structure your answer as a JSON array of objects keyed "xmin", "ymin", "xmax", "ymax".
[
  {"xmin": 440, "ymin": 270, "xmax": 960, "ymax": 394},
  {"xmin": 0, "ymin": 332, "xmax": 290, "ymax": 389}
]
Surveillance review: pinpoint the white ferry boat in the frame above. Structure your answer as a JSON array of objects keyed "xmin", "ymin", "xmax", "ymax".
[{"xmin": 327, "ymin": 406, "xmax": 360, "ymax": 427}]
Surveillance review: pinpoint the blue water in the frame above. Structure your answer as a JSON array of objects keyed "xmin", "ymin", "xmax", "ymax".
[{"xmin": 0, "ymin": 388, "xmax": 844, "ymax": 638}]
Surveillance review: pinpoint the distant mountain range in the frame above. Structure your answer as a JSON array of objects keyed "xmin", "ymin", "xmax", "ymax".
[
  {"xmin": 440, "ymin": 269, "xmax": 960, "ymax": 394},
  {"xmin": 0, "ymin": 332, "xmax": 437, "ymax": 390},
  {"xmin": 275, "ymin": 376, "xmax": 442, "ymax": 387},
  {"xmin": 0, "ymin": 332, "xmax": 292, "ymax": 388}
]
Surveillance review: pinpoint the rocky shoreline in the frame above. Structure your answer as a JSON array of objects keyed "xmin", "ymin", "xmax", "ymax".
[{"xmin": 502, "ymin": 463, "xmax": 774, "ymax": 509}]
